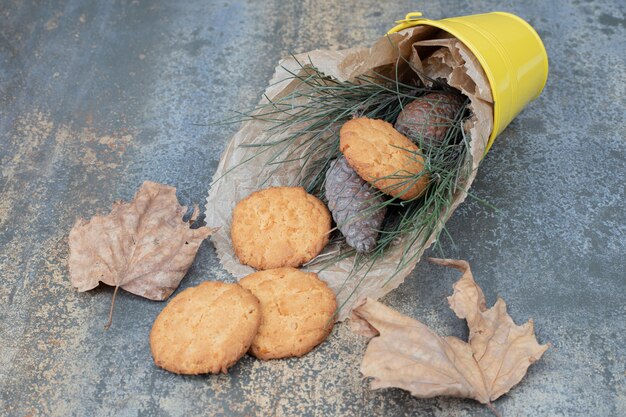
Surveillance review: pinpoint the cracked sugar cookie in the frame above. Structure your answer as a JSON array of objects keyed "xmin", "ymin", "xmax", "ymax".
[
  {"xmin": 340, "ymin": 117, "xmax": 429, "ymax": 200},
  {"xmin": 231, "ymin": 187, "xmax": 331, "ymax": 270},
  {"xmin": 150, "ymin": 281, "xmax": 260, "ymax": 374},
  {"xmin": 240, "ymin": 267, "xmax": 337, "ymax": 360}
]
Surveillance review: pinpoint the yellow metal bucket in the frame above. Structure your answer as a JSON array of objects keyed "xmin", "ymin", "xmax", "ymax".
[{"xmin": 389, "ymin": 12, "xmax": 549, "ymax": 153}]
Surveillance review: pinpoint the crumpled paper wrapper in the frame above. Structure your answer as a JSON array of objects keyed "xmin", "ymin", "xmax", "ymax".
[{"xmin": 205, "ymin": 27, "xmax": 494, "ymax": 321}]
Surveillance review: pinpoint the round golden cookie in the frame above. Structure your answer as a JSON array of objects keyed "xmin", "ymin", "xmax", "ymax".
[
  {"xmin": 231, "ymin": 187, "xmax": 331, "ymax": 270},
  {"xmin": 339, "ymin": 117, "xmax": 430, "ymax": 200},
  {"xmin": 239, "ymin": 267, "xmax": 337, "ymax": 360},
  {"xmin": 149, "ymin": 281, "xmax": 260, "ymax": 374}
]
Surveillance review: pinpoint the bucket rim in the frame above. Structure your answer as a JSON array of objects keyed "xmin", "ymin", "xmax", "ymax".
[{"xmin": 388, "ymin": 11, "xmax": 549, "ymax": 154}]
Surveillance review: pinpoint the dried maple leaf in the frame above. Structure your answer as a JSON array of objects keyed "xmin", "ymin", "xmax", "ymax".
[
  {"xmin": 69, "ymin": 181, "xmax": 215, "ymax": 328},
  {"xmin": 351, "ymin": 258, "xmax": 549, "ymax": 414}
]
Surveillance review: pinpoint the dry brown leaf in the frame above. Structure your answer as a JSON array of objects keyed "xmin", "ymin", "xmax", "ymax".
[
  {"xmin": 351, "ymin": 258, "xmax": 549, "ymax": 411},
  {"xmin": 69, "ymin": 181, "xmax": 215, "ymax": 327}
]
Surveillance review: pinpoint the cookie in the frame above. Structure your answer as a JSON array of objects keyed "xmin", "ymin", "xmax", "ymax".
[
  {"xmin": 339, "ymin": 117, "xmax": 429, "ymax": 200},
  {"xmin": 239, "ymin": 267, "xmax": 337, "ymax": 360},
  {"xmin": 231, "ymin": 187, "xmax": 331, "ymax": 270},
  {"xmin": 149, "ymin": 281, "xmax": 261, "ymax": 374}
]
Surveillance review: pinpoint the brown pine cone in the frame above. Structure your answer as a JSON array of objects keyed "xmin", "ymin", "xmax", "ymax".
[
  {"xmin": 324, "ymin": 157, "xmax": 386, "ymax": 253},
  {"xmin": 394, "ymin": 92, "xmax": 465, "ymax": 147}
]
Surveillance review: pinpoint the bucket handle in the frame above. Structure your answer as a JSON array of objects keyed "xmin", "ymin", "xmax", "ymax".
[{"xmin": 387, "ymin": 12, "xmax": 425, "ymax": 34}]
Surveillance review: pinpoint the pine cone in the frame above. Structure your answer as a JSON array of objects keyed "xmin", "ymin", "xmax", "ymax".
[
  {"xmin": 325, "ymin": 157, "xmax": 386, "ymax": 253},
  {"xmin": 395, "ymin": 92, "xmax": 465, "ymax": 147}
]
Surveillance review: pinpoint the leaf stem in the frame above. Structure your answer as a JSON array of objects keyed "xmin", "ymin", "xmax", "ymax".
[
  {"xmin": 104, "ymin": 285, "xmax": 120, "ymax": 330},
  {"xmin": 486, "ymin": 402, "xmax": 503, "ymax": 417}
]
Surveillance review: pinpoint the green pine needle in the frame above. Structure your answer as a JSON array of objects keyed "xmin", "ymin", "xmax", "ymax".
[{"xmin": 218, "ymin": 56, "xmax": 475, "ymax": 311}]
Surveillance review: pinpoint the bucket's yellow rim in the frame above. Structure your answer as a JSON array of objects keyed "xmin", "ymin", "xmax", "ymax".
[
  {"xmin": 387, "ymin": 12, "xmax": 548, "ymax": 155},
  {"xmin": 388, "ymin": 12, "xmax": 500, "ymax": 154}
]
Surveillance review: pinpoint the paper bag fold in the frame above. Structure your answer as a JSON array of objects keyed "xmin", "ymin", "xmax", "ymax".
[{"xmin": 205, "ymin": 27, "xmax": 494, "ymax": 321}]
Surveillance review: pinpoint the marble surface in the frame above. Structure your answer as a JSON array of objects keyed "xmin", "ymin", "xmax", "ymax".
[{"xmin": 1, "ymin": 1, "xmax": 624, "ymax": 415}]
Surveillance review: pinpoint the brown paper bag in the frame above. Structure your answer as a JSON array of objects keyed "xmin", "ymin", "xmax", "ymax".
[{"xmin": 205, "ymin": 27, "xmax": 494, "ymax": 320}]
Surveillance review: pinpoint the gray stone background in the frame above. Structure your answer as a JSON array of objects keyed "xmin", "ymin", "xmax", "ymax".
[{"xmin": 1, "ymin": 0, "xmax": 624, "ymax": 416}]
